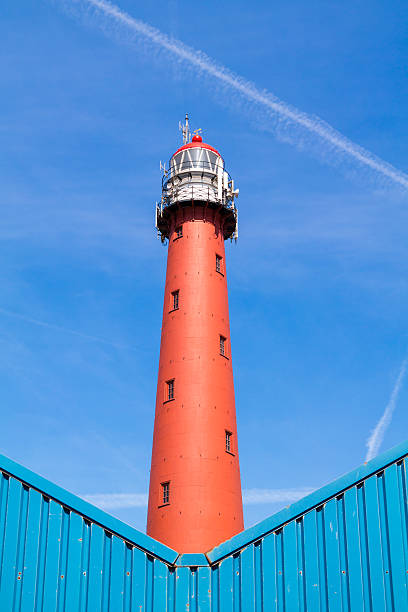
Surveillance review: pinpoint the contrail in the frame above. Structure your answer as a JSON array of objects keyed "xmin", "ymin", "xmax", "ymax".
[
  {"xmin": 0, "ymin": 307, "xmax": 135, "ymax": 351},
  {"xmin": 61, "ymin": 0, "xmax": 408, "ymax": 189},
  {"xmin": 365, "ymin": 357, "xmax": 408, "ymax": 462}
]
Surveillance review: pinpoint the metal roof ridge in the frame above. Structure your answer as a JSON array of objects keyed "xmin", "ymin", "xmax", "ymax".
[
  {"xmin": 3, "ymin": 439, "xmax": 408, "ymax": 568},
  {"xmin": 0, "ymin": 452, "xmax": 178, "ymax": 565},
  {"xmin": 206, "ymin": 438, "xmax": 408, "ymax": 564},
  {"xmin": 175, "ymin": 553, "xmax": 209, "ymax": 567}
]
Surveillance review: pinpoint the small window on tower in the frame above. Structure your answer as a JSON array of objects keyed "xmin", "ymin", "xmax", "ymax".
[
  {"xmin": 175, "ymin": 226, "xmax": 183, "ymax": 239},
  {"xmin": 161, "ymin": 482, "xmax": 170, "ymax": 505},
  {"xmin": 166, "ymin": 379, "xmax": 175, "ymax": 401},
  {"xmin": 171, "ymin": 290, "xmax": 179, "ymax": 311},
  {"xmin": 220, "ymin": 335, "xmax": 226, "ymax": 356},
  {"xmin": 216, "ymin": 254, "xmax": 223, "ymax": 274},
  {"xmin": 225, "ymin": 431, "xmax": 233, "ymax": 453}
]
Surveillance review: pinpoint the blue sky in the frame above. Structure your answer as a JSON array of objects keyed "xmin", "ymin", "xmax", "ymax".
[{"xmin": 1, "ymin": 0, "xmax": 408, "ymax": 533}]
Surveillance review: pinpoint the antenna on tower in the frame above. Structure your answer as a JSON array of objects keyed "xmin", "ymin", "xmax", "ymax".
[{"xmin": 179, "ymin": 113, "xmax": 191, "ymax": 145}]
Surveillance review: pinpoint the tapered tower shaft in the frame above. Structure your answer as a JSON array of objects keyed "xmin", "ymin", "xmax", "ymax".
[{"xmin": 147, "ymin": 132, "xmax": 243, "ymax": 553}]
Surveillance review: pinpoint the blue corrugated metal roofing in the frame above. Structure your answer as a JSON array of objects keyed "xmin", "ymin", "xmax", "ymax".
[
  {"xmin": 0, "ymin": 452, "xmax": 177, "ymax": 565},
  {"xmin": 206, "ymin": 442, "xmax": 408, "ymax": 610},
  {"xmin": 208, "ymin": 438, "xmax": 408, "ymax": 563},
  {"xmin": 1, "ymin": 440, "xmax": 408, "ymax": 609}
]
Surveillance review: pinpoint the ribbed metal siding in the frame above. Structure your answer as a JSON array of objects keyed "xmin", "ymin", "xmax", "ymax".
[
  {"xmin": 209, "ymin": 458, "xmax": 408, "ymax": 611},
  {"xmin": 1, "ymin": 448, "xmax": 408, "ymax": 610},
  {"xmin": 0, "ymin": 472, "xmax": 178, "ymax": 611}
]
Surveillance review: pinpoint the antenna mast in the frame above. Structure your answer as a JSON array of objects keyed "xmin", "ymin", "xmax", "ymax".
[{"xmin": 179, "ymin": 113, "xmax": 191, "ymax": 145}]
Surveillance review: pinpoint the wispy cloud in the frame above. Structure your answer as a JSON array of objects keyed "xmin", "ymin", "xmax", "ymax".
[
  {"xmin": 82, "ymin": 487, "xmax": 315, "ymax": 510},
  {"xmin": 365, "ymin": 357, "xmax": 408, "ymax": 462},
  {"xmin": 0, "ymin": 307, "xmax": 136, "ymax": 351},
  {"xmin": 59, "ymin": 0, "xmax": 408, "ymax": 190},
  {"xmin": 83, "ymin": 492, "xmax": 148, "ymax": 509},
  {"xmin": 243, "ymin": 487, "xmax": 315, "ymax": 504}
]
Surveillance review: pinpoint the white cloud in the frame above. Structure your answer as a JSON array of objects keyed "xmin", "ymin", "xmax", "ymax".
[
  {"xmin": 242, "ymin": 487, "xmax": 315, "ymax": 505},
  {"xmin": 83, "ymin": 492, "xmax": 148, "ymax": 509},
  {"xmin": 82, "ymin": 487, "xmax": 315, "ymax": 510}
]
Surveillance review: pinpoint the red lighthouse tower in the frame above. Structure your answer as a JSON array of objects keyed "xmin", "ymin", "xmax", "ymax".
[{"xmin": 147, "ymin": 117, "xmax": 243, "ymax": 553}]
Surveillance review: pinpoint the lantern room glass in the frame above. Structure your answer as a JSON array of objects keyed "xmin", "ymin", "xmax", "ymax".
[{"xmin": 170, "ymin": 148, "xmax": 221, "ymax": 177}]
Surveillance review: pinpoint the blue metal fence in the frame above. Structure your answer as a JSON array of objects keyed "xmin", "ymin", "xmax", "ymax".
[{"xmin": 1, "ymin": 441, "xmax": 408, "ymax": 610}]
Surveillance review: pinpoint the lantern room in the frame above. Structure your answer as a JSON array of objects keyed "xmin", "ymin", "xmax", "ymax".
[{"xmin": 155, "ymin": 131, "xmax": 239, "ymax": 242}]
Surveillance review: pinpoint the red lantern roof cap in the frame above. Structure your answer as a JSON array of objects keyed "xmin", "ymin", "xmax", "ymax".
[{"xmin": 172, "ymin": 140, "xmax": 222, "ymax": 158}]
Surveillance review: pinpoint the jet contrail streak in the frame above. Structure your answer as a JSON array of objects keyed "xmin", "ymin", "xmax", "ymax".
[
  {"xmin": 65, "ymin": 0, "xmax": 408, "ymax": 189},
  {"xmin": 365, "ymin": 357, "xmax": 408, "ymax": 462},
  {"xmin": 0, "ymin": 307, "xmax": 135, "ymax": 351}
]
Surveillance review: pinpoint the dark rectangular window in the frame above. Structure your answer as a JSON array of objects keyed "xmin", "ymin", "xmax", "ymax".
[
  {"xmin": 161, "ymin": 482, "xmax": 170, "ymax": 504},
  {"xmin": 216, "ymin": 254, "xmax": 223, "ymax": 274},
  {"xmin": 225, "ymin": 431, "xmax": 232, "ymax": 453},
  {"xmin": 220, "ymin": 335, "xmax": 226, "ymax": 356},
  {"xmin": 167, "ymin": 379, "xmax": 175, "ymax": 401},
  {"xmin": 172, "ymin": 290, "xmax": 179, "ymax": 310},
  {"xmin": 176, "ymin": 226, "xmax": 183, "ymax": 238}
]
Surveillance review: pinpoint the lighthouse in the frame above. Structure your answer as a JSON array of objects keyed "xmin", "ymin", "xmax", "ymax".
[{"xmin": 147, "ymin": 117, "xmax": 243, "ymax": 553}]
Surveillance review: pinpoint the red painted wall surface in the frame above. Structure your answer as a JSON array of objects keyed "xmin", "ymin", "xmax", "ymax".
[{"xmin": 147, "ymin": 206, "xmax": 244, "ymax": 553}]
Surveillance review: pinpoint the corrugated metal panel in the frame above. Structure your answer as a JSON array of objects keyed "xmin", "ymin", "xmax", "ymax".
[
  {"xmin": 1, "ymin": 441, "xmax": 408, "ymax": 609},
  {"xmin": 0, "ymin": 471, "xmax": 179, "ymax": 610},
  {"xmin": 207, "ymin": 445, "xmax": 408, "ymax": 611},
  {"xmin": 0, "ymin": 453, "xmax": 177, "ymax": 565}
]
